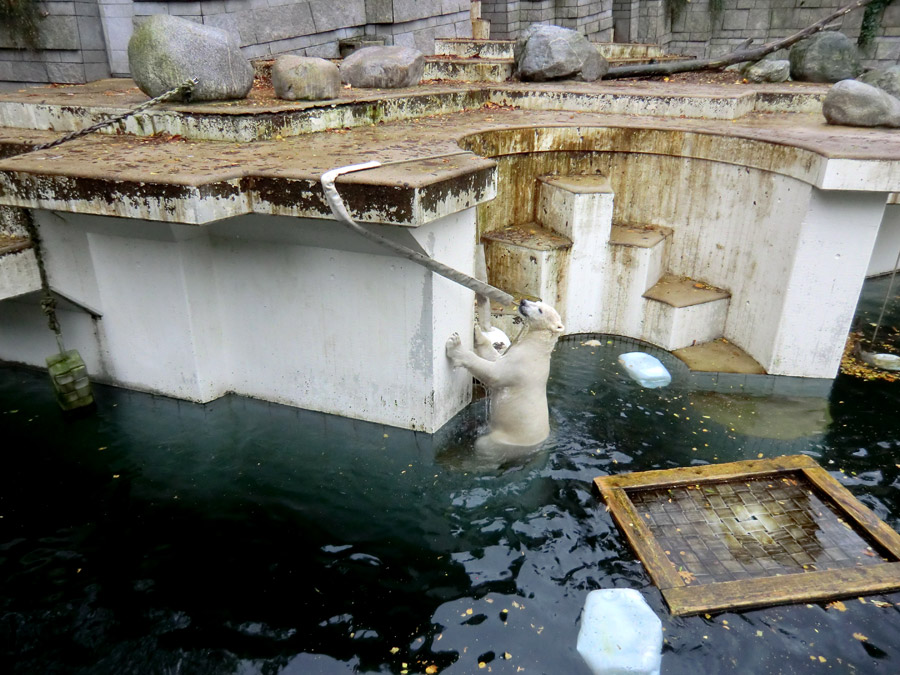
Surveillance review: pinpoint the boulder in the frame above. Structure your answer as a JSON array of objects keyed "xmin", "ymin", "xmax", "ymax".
[
  {"xmin": 858, "ymin": 65, "xmax": 900, "ymax": 99},
  {"xmin": 128, "ymin": 15, "xmax": 253, "ymax": 102},
  {"xmin": 514, "ymin": 24, "xmax": 608, "ymax": 82},
  {"xmin": 744, "ymin": 59, "xmax": 790, "ymax": 83},
  {"xmin": 789, "ymin": 31, "xmax": 861, "ymax": 83},
  {"xmin": 272, "ymin": 55, "xmax": 340, "ymax": 101},
  {"xmin": 822, "ymin": 79, "xmax": 900, "ymax": 128},
  {"xmin": 339, "ymin": 46, "xmax": 424, "ymax": 88}
]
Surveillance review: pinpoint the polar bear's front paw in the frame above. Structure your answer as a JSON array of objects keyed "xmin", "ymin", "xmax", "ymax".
[{"xmin": 446, "ymin": 332, "xmax": 463, "ymax": 365}]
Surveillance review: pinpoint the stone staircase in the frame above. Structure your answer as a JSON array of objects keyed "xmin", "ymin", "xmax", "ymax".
[
  {"xmin": 481, "ymin": 174, "xmax": 734, "ymax": 357},
  {"xmin": 426, "ymin": 38, "xmax": 688, "ymax": 83}
]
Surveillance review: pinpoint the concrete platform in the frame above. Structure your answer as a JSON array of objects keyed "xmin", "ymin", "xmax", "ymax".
[{"xmin": 0, "ymin": 74, "xmax": 898, "ymax": 428}]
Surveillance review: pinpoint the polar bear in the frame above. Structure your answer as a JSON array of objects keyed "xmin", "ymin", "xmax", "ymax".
[{"xmin": 446, "ymin": 299, "xmax": 565, "ymax": 460}]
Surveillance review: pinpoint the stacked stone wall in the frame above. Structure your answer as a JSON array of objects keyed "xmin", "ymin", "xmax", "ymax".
[
  {"xmin": 0, "ymin": 0, "xmax": 110, "ymax": 89},
  {"xmin": 482, "ymin": 0, "xmax": 613, "ymax": 41},
  {"xmin": 663, "ymin": 0, "xmax": 896, "ymax": 68}
]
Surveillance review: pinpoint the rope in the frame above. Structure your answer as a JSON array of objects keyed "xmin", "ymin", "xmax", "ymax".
[
  {"xmin": 870, "ymin": 245, "xmax": 900, "ymax": 348},
  {"xmin": 22, "ymin": 209, "xmax": 64, "ymax": 353},
  {"xmin": 29, "ymin": 78, "xmax": 198, "ymax": 153},
  {"xmin": 320, "ymin": 162, "xmax": 515, "ymax": 307}
]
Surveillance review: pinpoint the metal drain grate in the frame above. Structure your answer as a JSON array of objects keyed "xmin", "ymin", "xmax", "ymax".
[{"xmin": 595, "ymin": 456, "xmax": 900, "ymax": 615}]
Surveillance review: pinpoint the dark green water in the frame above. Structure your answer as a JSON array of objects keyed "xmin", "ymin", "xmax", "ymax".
[{"xmin": 2, "ymin": 279, "xmax": 900, "ymax": 674}]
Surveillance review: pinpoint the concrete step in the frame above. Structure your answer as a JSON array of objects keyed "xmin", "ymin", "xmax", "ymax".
[
  {"xmin": 0, "ymin": 236, "xmax": 40, "ymax": 301},
  {"xmin": 673, "ymin": 337, "xmax": 766, "ymax": 375},
  {"xmin": 641, "ymin": 275, "xmax": 731, "ymax": 351},
  {"xmin": 423, "ymin": 57, "xmax": 514, "ymax": 83},
  {"xmin": 537, "ymin": 174, "xmax": 614, "ymax": 332},
  {"xmin": 482, "ymin": 222, "xmax": 572, "ymax": 310},
  {"xmin": 434, "ymin": 38, "xmax": 515, "ymax": 59},
  {"xmin": 601, "ymin": 223, "xmax": 672, "ymax": 336}
]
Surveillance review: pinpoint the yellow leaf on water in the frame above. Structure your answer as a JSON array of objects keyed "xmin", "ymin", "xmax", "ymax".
[
  {"xmin": 426, "ymin": 666, "xmax": 439, "ymax": 674},
  {"xmin": 390, "ymin": 647, "xmax": 400, "ymax": 654},
  {"xmin": 826, "ymin": 600, "xmax": 847, "ymax": 612},
  {"xmin": 853, "ymin": 633, "xmax": 869, "ymax": 642}
]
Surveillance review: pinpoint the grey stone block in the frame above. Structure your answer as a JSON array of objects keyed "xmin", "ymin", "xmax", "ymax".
[
  {"xmin": 0, "ymin": 16, "xmax": 80, "ymax": 50},
  {"xmin": 77, "ymin": 16, "xmax": 107, "ymax": 50},
  {"xmin": 0, "ymin": 60, "xmax": 48, "ymax": 82},
  {"xmin": 366, "ymin": 0, "xmax": 393, "ymax": 23},
  {"xmin": 255, "ymin": 5, "xmax": 316, "ymax": 44},
  {"xmin": 393, "ymin": 0, "xmax": 442, "ymax": 23},
  {"xmin": 82, "ymin": 48, "xmax": 109, "ymax": 63},
  {"xmin": 73, "ymin": 1, "xmax": 100, "ymax": 17},
  {"xmin": 84, "ymin": 61, "xmax": 112, "ymax": 82},
  {"xmin": 311, "ymin": 0, "xmax": 365, "ymax": 32},
  {"xmin": 47, "ymin": 61, "xmax": 86, "ymax": 83},
  {"xmin": 170, "ymin": 2, "xmax": 204, "ymax": 16}
]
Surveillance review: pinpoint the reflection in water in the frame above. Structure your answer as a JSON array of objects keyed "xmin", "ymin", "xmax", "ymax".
[{"xmin": 689, "ymin": 392, "xmax": 832, "ymax": 441}]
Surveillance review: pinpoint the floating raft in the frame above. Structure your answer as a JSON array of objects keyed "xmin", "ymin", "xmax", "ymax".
[{"xmin": 595, "ymin": 455, "xmax": 900, "ymax": 616}]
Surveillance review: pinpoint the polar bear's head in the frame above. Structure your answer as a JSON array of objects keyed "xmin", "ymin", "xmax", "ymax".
[{"xmin": 518, "ymin": 299, "xmax": 565, "ymax": 334}]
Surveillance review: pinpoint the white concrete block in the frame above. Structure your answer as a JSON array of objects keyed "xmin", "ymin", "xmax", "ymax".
[
  {"xmin": 537, "ymin": 174, "xmax": 614, "ymax": 333},
  {"xmin": 7, "ymin": 208, "xmax": 479, "ymax": 432},
  {"xmin": 642, "ymin": 296, "xmax": 729, "ymax": 351},
  {"xmin": 767, "ymin": 189, "xmax": 886, "ymax": 378}
]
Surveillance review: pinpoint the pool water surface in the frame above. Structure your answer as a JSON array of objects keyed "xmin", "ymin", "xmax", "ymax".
[{"xmin": 2, "ymin": 278, "xmax": 900, "ymax": 674}]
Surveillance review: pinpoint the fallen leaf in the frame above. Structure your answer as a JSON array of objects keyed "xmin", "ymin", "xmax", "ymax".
[
  {"xmin": 826, "ymin": 600, "xmax": 847, "ymax": 612},
  {"xmin": 853, "ymin": 632, "xmax": 868, "ymax": 642}
]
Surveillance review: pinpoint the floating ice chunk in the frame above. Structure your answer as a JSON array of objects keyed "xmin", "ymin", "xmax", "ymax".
[
  {"xmin": 871, "ymin": 353, "xmax": 900, "ymax": 371},
  {"xmin": 618, "ymin": 352, "xmax": 671, "ymax": 389},
  {"xmin": 576, "ymin": 589, "xmax": 663, "ymax": 675}
]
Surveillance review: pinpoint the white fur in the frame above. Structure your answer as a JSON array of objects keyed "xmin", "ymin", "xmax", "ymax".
[{"xmin": 446, "ymin": 299, "xmax": 564, "ymax": 459}]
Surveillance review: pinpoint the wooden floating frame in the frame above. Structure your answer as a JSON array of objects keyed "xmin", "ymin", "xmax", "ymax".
[{"xmin": 594, "ymin": 455, "xmax": 900, "ymax": 616}]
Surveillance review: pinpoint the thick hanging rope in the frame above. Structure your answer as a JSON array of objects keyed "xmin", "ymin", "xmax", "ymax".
[
  {"xmin": 870, "ymin": 245, "xmax": 900, "ymax": 349},
  {"xmin": 321, "ymin": 161, "xmax": 515, "ymax": 307},
  {"xmin": 29, "ymin": 78, "xmax": 198, "ymax": 153},
  {"xmin": 21, "ymin": 209, "xmax": 64, "ymax": 353}
]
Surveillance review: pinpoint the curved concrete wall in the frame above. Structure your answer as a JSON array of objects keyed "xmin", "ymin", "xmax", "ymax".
[{"xmin": 459, "ymin": 125, "xmax": 887, "ymax": 377}]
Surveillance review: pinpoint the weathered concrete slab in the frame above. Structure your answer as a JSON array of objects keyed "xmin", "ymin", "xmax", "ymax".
[{"xmin": 674, "ymin": 338, "xmax": 767, "ymax": 374}]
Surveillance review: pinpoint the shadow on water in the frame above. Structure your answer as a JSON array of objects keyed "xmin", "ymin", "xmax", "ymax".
[{"xmin": 2, "ymin": 277, "xmax": 900, "ymax": 674}]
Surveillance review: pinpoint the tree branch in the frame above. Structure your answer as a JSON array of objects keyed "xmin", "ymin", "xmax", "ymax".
[{"xmin": 603, "ymin": 0, "xmax": 876, "ymax": 80}]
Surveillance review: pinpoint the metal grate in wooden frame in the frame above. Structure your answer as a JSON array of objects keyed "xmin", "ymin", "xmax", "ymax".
[{"xmin": 594, "ymin": 455, "xmax": 900, "ymax": 616}]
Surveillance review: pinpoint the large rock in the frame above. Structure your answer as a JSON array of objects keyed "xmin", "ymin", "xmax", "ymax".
[
  {"xmin": 128, "ymin": 15, "xmax": 253, "ymax": 102},
  {"xmin": 514, "ymin": 24, "xmax": 608, "ymax": 82},
  {"xmin": 744, "ymin": 59, "xmax": 790, "ymax": 83},
  {"xmin": 340, "ymin": 46, "xmax": 424, "ymax": 89},
  {"xmin": 858, "ymin": 65, "xmax": 900, "ymax": 99},
  {"xmin": 272, "ymin": 55, "xmax": 340, "ymax": 101},
  {"xmin": 789, "ymin": 31, "xmax": 861, "ymax": 83},
  {"xmin": 822, "ymin": 79, "xmax": 900, "ymax": 128}
]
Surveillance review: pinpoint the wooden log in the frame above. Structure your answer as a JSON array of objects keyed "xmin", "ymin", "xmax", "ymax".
[{"xmin": 603, "ymin": 0, "xmax": 875, "ymax": 80}]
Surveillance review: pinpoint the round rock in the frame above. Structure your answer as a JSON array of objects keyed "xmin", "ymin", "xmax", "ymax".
[
  {"xmin": 272, "ymin": 55, "xmax": 340, "ymax": 101},
  {"xmin": 128, "ymin": 14, "xmax": 253, "ymax": 102},
  {"xmin": 744, "ymin": 59, "xmax": 790, "ymax": 83},
  {"xmin": 789, "ymin": 31, "xmax": 861, "ymax": 83},
  {"xmin": 822, "ymin": 79, "xmax": 900, "ymax": 128},
  {"xmin": 339, "ymin": 46, "xmax": 425, "ymax": 89},
  {"xmin": 514, "ymin": 24, "xmax": 608, "ymax": 82},
  {"xmin": 858, "ymin": 64, "xmax": 900, "ymax": 99}
]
